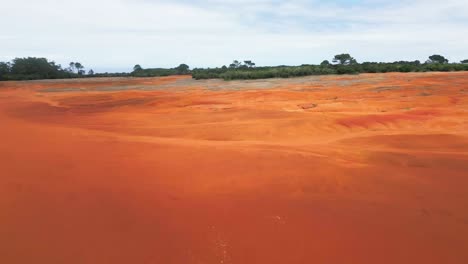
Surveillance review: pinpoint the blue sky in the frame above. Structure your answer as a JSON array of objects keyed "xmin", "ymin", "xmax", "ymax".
[{"xmin": 1, "ymin": 0, "xmax": 467, "ymax": 72}]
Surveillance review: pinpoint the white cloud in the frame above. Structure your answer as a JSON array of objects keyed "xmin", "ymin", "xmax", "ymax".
[{"xmin": 1, "ymin": 0, "xmax": 467, "ymax": 72}]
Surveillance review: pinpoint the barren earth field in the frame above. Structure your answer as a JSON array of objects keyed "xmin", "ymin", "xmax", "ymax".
[{"xmin": 1, "ymin": 72, "xmax": 468, "ymax": 264}]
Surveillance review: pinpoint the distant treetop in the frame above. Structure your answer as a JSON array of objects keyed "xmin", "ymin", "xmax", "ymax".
[
  {"xmin": 427, "ymin": 54, "xmax": 449, "ymax": 64},
  {"xmin": 332, "ymin": 54, "xmax": 357, "ymax": 65},
  {"xmin": 175, "ymin": 64, "xmax": 190, "ymax": 74},
  {"xmin": 133, "ymin": 64, "xmax": 143, "ymax": 72}
]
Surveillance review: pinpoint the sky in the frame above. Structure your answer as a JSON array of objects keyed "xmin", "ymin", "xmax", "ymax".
[{"xmin": 1, "ymin": 0, "xmax": 467, "ymax": 72}]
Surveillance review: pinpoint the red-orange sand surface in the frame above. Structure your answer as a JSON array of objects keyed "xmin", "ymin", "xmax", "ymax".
[{"xmin": 1, "ymin": 72, "xmax": 468, "ymax": 264}]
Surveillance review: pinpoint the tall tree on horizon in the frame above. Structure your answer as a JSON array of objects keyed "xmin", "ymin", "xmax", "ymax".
[
  {"xmin": 175, "ymin": 64, "xmax": 190, "ymax": 74},
  {"xmin": 69, "ymin": 62, "xmax": 76, "ymax": 73},
  {"xmin": 244, "ymin": 60, "xmax": 256, "ymax": 68},
  {"xmin": 229, "ymin": 60, "xmax": 242, "ymax": 69},
  {"xmin": 427, "ymin": 54, "xmax": 449, "ymax": 64},
  {"xmin": 74, "ymin": 62, "xmax": 85, "ymax": 75},
  {"xmin": 0, "ymin": 62, "xmax": 11, "ymax": 78},
  {"xmin": 133, "ymin": 64, "xmax": 143, "ymax": 72},
  {"xmin": 332, "ymin": 54, "xmax": 357, "ymax": 65}
]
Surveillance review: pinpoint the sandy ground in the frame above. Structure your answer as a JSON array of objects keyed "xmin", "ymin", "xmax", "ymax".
[{"xmin": 1, "ymin": 72, "xmax": 468, "ymax": 264}]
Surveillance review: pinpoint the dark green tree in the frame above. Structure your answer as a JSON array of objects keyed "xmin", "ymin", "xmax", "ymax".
[
  {"xmin": 0, "ymin": 62, "xmax": 11, "ymax": 80},
  {"xmin": 229, "ymin": 60, "xmax": 242, "ymax": 69},
  {"xmin": 74, "ymin": 62, "xmax": 85, "ymax": 75},
  {"xmin": 332, "ymin": 54, "xmax": 357, "ymax": 65},
  {"xmin": 11, "ymin": 57, "xmax": 63, "ymax": 79},
  {"xmin": 320, "ymin": 60, "xmax": 331, "ymax": 66},
  {"xmin": 461, "ymin": 59, "xmax": 468, "ymax": 64},
  {"xmin": 427, "ymin": 54, "xmax": 448, "ymax": 64},
  {"xmin": 175, "ymin": 64, "xmax": 190, "ymax": 74},
  {"xmin": 88, "ymin": 69, "xmax": 94, "ymax": 75},
  {"xmin": 69, "ymin": 62, "xmax": 76, "ymax": 73},
  {"xmin": 133, "ymin": 64, "xmax": 143, "ymax": 72},
  {"xmin": 244, "ymin": 60, "xmax": 256, "ymax": 68}
]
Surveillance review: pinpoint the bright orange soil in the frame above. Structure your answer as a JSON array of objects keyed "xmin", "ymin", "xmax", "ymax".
[{"xmin": 1, "ymin": 72, "xmax": 468, "ymax": 264}]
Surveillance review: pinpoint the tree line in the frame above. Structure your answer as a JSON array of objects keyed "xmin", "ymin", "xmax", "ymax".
[
  {"xmin": 0, "ymin": 57, "xmax": 100, "ymax": 81},
  {"xmin": 0, "ymin": 57, "xmax": 191, "ymax": 81},
  {"xmin": 1, "ymin": 54, "xmax": 468, "ymax": 82},
  {"xmin": 192, "ymin": 54, "xmax": 468, "ymax": 80}
]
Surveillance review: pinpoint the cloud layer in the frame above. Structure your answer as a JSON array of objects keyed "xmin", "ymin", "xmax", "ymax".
[{"xmin": 1, "ymin": 0, "xmax": 467, "ymax": 72}]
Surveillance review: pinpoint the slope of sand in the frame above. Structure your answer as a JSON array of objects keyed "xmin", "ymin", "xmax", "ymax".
[{"xmin": 1, "ymin": 72, "xmax": 468, "ymax": 264}]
